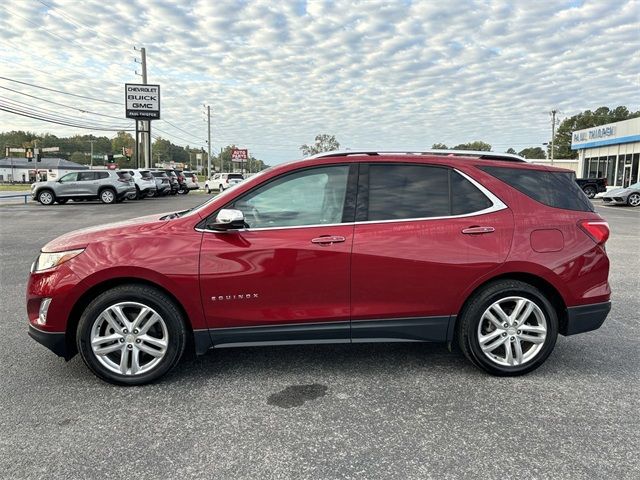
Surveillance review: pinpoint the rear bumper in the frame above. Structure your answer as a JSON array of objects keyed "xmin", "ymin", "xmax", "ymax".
[
  {"xmin": 28, "ymin": 324, "xmax": 68, "ymax": 359},
  {"xmin": 562, "ymin": 301, "xmax": 611, "ymax": 336}
]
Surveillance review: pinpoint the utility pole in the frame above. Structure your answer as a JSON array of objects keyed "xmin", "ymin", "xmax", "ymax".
[
  {"xmin": 206, "ymin": 105, "xmax": 212, "ymax": 178},
  {"xmin": 88, "ymin": 140, "xmax": 95, "ymax": 168},
  {"xmin": 550, "ymin": 109, "xmax": 557, "ymax": 165}
]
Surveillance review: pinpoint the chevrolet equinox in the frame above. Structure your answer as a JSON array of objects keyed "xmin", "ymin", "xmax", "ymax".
[{"xmin": 27, "ymin": 150, "xmax": 612, "ymax": 385}]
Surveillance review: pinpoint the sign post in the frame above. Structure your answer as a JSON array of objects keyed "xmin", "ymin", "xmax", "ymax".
[{"xmin": 125, "ymin": 84, "xmax": 160, "ymax": 169}]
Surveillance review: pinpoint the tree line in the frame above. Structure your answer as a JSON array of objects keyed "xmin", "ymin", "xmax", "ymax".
[{"xmin": 0, "ymin": 130, "xmax": 269, "ymax": 172}]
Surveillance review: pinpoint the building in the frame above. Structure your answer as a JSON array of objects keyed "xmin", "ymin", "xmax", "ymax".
[
  {"xmin": 0, "ymin": 157, "xmax": 88, "ymax": 183},
  {"xmin": 572, "ymin": 117, "xmax": 640, "ymax": 188}
]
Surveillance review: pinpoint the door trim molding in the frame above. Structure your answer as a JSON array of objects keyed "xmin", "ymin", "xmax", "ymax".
[{"xmin": 201, "ymin": 316, "xmax": 455, "ymax": 350}]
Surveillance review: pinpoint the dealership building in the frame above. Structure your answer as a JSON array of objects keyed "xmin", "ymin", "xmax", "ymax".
[
  {"xmin": 0, "ymin": 157, "xmax": 87, "ymax": 183},
  {"xmin": 572, "ymin": 117, "xmax": 640, "ymax": 188}
]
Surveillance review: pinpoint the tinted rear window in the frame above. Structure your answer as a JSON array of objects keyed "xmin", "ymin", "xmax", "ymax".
[
  {"xmin": 451, "ymin": 171, "xmax": 493, "ymax": 215},
  {"xmin": 228, "ymin": 174, "xmax": 244, "ymax": 180},
  {"xmin": 96, "ymin": 172, "xmax": 109, "ymax": 179},
  {"xmin": 479, "ymin": 166, "xmax": 594, "ymax": 212},
  {"xmin": 140, "ymin": 171, "xmax": 153, "ymax": 179},
  {"xmin": 367, "ymin": 164, "xmax": 450, "ymax": 220},
  {"xmin": 117, "ymin": 172, "xmax": 132, "ymax": 180}
]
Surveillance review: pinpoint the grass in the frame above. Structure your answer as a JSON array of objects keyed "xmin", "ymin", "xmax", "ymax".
[{"xmin": 0, "ymin": 184, "xmax": 31, "ymax": 191}]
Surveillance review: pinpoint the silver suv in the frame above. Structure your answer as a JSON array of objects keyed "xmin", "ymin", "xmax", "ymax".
[{"xmin": 31, "ymin": 170, "xmax": 135, "ymax": 205}]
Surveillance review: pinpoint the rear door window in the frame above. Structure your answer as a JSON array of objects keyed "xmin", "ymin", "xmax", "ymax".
[
  {"xmin": 78, "ymin": 172, "xmax": 96, "ymax": 181},
  {"xmin": 479, "ymin": 166, "xmax": 594, "ymax": 212},
  {"xmin": 365, "ymin": 164, "xmax": 450, "ymax": 220},
  {"xmin": 117, "ymin": 172, "xmax": 132, "ymax": 180}
]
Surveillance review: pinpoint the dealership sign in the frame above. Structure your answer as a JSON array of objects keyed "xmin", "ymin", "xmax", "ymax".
[
  {"xmin": 125, "ymin": 84, "xmax": 161, "ymax": 119},
  {"xmin": 231, "ymin": 148, "xmax": 248, "ymax": 161}
]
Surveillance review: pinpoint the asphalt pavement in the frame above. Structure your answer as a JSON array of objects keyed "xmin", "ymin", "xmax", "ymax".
[{"xmin": 0, "ymin": 196, "xmax": 638, "ymax": 479}]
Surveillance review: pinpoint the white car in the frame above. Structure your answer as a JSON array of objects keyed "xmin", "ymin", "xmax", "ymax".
[
  {"xmin": 177, "ymin": 171, "xmax": 200, "ymax": 194},
  {"xmin": 204, "ymin": 173, "xmax": 244, "ymax": 193},
  {"xmin": 123, "ymin": 169, "xmax": 157, "ymax": 199}
]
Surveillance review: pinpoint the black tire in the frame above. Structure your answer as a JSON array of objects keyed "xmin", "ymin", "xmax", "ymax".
[
  {"xmin": 99, "ymin": 188, "xmax": 117, "ymax": 204},
  {"xmin": 218, "ymin": 184, "xmax": 224, "ymax": 192},
  {"xmin": 170, "ymin": 190, "xmax": 177, "ymax": 196},
  {"xmin": 37, "ymin": 189, "xmax": 55, "ymax": 205},
  {"xmin": 583, "ymin": 186, "xmax": 597, "ymax": 199},
  {"xmin": 147, "ymin": 189, "xmax": 156, "ymax": 198},
  {"xmin": 206, "ymin": 186, "xmax": 211, "ymax": 194},
  {"xmin": 627, "ymin": 192, "xmax": 640, "ymax": 207},
  {"xmin": 457, "ymin": 279, "xmax": 558, "ymax": 376},
  {"xmin": 57, "ymin": 199, "xmax": 68, "ymax": 204},
  {"xmin": 183, "ymin": 189, "xmax": 190, "ymax": 195},
  {"xmin": 76, "ymin": 284, "xmax": 187, "ymax": 386}
]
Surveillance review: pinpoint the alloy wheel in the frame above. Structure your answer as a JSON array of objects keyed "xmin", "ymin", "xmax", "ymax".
[
  {"xmin": 628, "ymin": 193, "xmax": 640, "ymax": 207},
  {"xmin": 101, "ymin": 190, "xmax": 115, "ymax": 203},
  {"xmin": 39, "ymin": 191, "xmax": 53, "ymax": 205},
  {"xmin": 90, "ymin": 302, "xmax": 169, "ymax": 375},
  {"xmin": 477, "ymin": 296, "xmax": 547, "ymax": 367}
]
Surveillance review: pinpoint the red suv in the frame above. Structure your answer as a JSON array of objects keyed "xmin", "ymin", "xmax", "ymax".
[{"xmin": 27, "ymin": 150, "xmax": 611, "ymax": 385}]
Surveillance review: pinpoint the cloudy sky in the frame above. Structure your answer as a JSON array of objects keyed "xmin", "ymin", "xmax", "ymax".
[{"xmin": 1, "ymin": 0, "xmax": 638, "ymax": 164}]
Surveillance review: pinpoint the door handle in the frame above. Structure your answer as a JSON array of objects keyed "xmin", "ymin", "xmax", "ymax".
[
  {"xmin": 311, "ymin": 235, "xmax": 346, "ymax": 245},
  {"xmin": 462, "ymin": 226, "xmax": 495, "ymax": 234}
]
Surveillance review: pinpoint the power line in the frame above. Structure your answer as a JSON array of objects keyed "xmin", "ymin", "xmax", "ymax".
[
  {"xmin": 36, "ymin": 0, "xmax": 132, "ymax": 51},
  {"xmin": 0, "ymin": 104, "xmax": 134, "ymax": 132},
  {"xmin": 0, "ymin": 98, "xmax": 132, "ymax": 130},
  {"xmin": 0, "ymin": 76, "xmax": 123, "ymax": 105},
  {"xmin": 0, "ymin": 85, "xmax": 125, "ymax": 120}
]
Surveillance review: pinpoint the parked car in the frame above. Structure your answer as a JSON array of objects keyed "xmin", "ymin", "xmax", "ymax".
[
  {"xmin": 27, "ymin": 150, "xmax": 611, "ymax": 385},
  {"xmin": 31, "ymin": 170, "xmax": 135, "ymax": 205},
  {"xmin": 602, "ymin": 181, "xmax": 640, "ymax": 207},
  {"xmin": 163, "ymin": 169, "xmax": 180, "ymax": 195},
  {"xmin": 575, "ymin": 177, "xmax": 607, "ymax": 198},
  {"xmin": 149, "ymin": 171, "xmax": 171, "ymax": 196},
  {"xmin": 204, "ymin": 173, "xmax": 244, "ymax": 193},
  {"xmin": 176, "ymin": 170, "xmax": 199, "ymax": 194},
  {"xmin": 123, "ymin": 169, "xmax": 157, "ymax": 200}
]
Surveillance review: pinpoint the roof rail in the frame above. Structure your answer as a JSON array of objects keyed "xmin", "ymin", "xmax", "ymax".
[{"xmin": 307, "ymin": 149, "xmax": 528, "ymax": 162}]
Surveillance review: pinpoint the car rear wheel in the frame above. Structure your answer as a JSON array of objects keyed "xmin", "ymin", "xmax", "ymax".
[
  {"xmin": 100, "ymin": 189, "xmax": 116, "ymax": 204},
  {"xmin": 628, "ymin": 193, "xmax": 640, "ymax": 207},
  {"xmin": 206, "ymin": 186, "xmax": 211, "ymax": 194},
  {"xmin": 77, "ymin": 284, "xmax": 186, "ymax": 385},
  {"xmin": 37, "ymin": 190, "xmax": 55, "ymax": 205},
  {"xmin": 457, "ymin": 280, "xmax": 558, "ymax": 376},
  {"xmin": 583, "ymin": 186, "xmax": 597, "ymax": 198}
]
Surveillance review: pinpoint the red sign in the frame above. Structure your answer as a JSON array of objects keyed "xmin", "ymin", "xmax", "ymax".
[{"xmin": 231, "ymin": 148, "xmax": 248, "ymax": 161}]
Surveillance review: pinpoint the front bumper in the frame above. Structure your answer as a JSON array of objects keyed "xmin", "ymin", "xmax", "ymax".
[
  {"xmin": 562, "ymin": 301, "xmax": 611, "ymax": 336},
  {"xmin": 28, "ymin": 324, "xmax": 68, "ymax": 359}
]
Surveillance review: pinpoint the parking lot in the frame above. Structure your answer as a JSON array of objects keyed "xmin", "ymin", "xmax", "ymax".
[{"xmin": 0, "ymin": 196, "xmax": 638, "ymax": 479}]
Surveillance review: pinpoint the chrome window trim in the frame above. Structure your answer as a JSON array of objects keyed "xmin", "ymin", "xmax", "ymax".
[{"xmin": 196, "ymin": 168, "xmax": 506, "ymax": 233}]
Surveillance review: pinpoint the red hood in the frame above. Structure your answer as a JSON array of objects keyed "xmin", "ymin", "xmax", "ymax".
[{"xmin": 42, "ymin": 213, "xmax": 172, "ymax": 252}]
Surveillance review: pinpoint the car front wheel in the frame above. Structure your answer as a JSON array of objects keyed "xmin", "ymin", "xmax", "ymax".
[
  {"xmin": 76, "ymin": 284, "xmax": 186, "ymax": 385},
  {"xmin": 457, "ymin": 280, "xmax": 558, "ymax": 376},
  {"xmin": 37, "ymin": 190, "xmax": 55, "ymax": 205},
  {"xmin": 627, "ymin": 193, "xmax": 640, "ymax": 207}
]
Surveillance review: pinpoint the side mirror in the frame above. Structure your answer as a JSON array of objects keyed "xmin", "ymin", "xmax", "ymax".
[{"xmin": 211, "ymin": 209, "xmax": 245, "ymax": 231}]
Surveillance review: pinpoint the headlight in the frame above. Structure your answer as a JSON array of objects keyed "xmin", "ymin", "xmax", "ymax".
[{"xmin": 32, "ymin": 249, "xmax": 85, "ymax": 272}]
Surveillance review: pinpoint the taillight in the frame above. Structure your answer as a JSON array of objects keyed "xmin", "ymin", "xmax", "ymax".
[{"xmin": 578, "ymin": 220, "xmax": 609, "ymax": 245}]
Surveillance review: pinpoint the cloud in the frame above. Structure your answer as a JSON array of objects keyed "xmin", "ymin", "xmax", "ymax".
[{"xmin": 0, "ymin": 0, "xmax": 638, "ymax": 162}]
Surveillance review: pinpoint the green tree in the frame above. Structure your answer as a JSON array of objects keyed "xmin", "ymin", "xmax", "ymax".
[
  {"xmin": 505, "ymin": 147, "xmax": 517, "ymax": 154},
  {"xmin": 431, "ymin": 143, "xmax": 448, "ymax": 149},
  {"xmin": 300, "ymin": 134, "xmax": 340, "ymax": 156},
  {"xmin": 518, "ymin": 147, "xmax": 546, "ymax": 159},
  {"xmin": 552, "ymin": 106, "xmax": 640, "ymax": 159},
  {"xmin": 111, "ymin": 131, "xmax": 135, "ymax": 157},
  {"xmin": 452, "ymin": 141, "xmax": 491, "ymax": 151}
]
